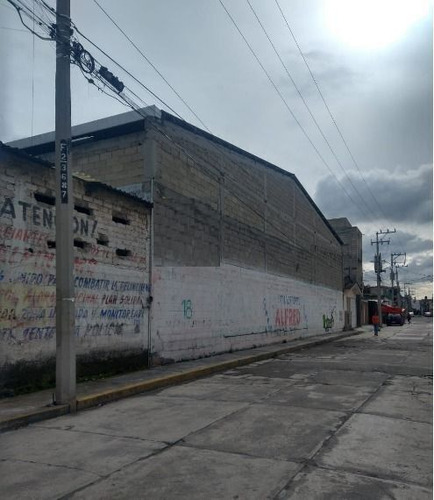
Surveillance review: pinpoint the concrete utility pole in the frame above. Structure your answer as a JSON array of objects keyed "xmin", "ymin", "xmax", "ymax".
[
  {"xmin": 395, "ymin": 263, "xmax": 408, "ymax": 310},
  {"xmin": 403, "ymin": 283, "xmax": 412, "ymax": 311},
  {"xmin": 390, "ymin": 252, "xmax": 405, "ymax": 306},
  {"xmin": 55, "ymin": 0, "xmax": 75, "ymax": 407},
  {"xmin": 371, "ymin": 229, "xmax": 396, "ymax": 324}
]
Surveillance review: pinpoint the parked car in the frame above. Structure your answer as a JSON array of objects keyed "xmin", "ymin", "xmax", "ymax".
[
  {"xmin": 424, "ymin": 311, "xmax": 432, "ymax": 317},
  {"xmin": 386, "ymin": 313, "xmax": 405, "ymax": 326}
]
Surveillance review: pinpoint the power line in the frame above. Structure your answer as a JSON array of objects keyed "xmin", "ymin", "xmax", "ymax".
[
  {"xmin": 8, "ymin": 1, "xmax": 409, "ymax": 284},
  {"xmin": 57, "ymin": 6, "xmax": 331, "ymax": 249},
  {"xmin": 16, "ymin": 0, "xmax": 387, "ymax": 231},
  {"xmin": 273, "ymin": 0, "xmax": 408, "ymax": 254},
  {"xmin": 0, "ymin": 25, "xmax": 29, "ymax": 31},
  {"xmin": 92, "ymin": 0, "xmax": 210, "ymax": 133},
  {"xmin": 10, "ymin": 2, "xmax": 285, "ymax": 238},
  {"xmin": 71, "ymin": 25, "xmax": 187, "ymax": 121},
  {"xmin": 218, "ymin": 0, "xmax": 373, "ymax": 223},
  {"xmin": 71, "ymin": 37, "xmax": 339, "ymax": 262},
  {"xmin": 6, "ymin": 0, "xmax": 52, "ymax": 39},
  {"xmin": 245, "ymin": 0, "xmax": 375, "ymax": 223}
]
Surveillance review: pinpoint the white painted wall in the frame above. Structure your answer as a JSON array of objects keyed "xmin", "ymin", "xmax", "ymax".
[{"xmin": 150, "ymin": 264, "xmax": 344, "ymax": 362}]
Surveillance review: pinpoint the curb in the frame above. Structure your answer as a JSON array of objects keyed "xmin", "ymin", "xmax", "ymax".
[
  {"xmin": 1, "ymin": 329, "xmax": 363, "ymax": 432},
  {"xmin": 0, "ymin": 404, "xmax": 69, "ymax": 433}
]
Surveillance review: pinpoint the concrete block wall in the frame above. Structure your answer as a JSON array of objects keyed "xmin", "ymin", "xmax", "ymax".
[
  {"xmin": 0, "ymin": 147, "xmax": 151, "ymax": 392},
  {"xmin": 151, "ymin": 264, "xmax": 344, "ymax": 363},
  {"xmin": 41, "ymin": 131, "xmax": 146, "ymax": 193},
  {"xmin": 144, "ymin": 116, "xmax": 345, "ymax": 362},
  {"xmin": 150, "ymin": 116, "xmax": 343, "ymax": 291},
  {"xmin": 45, "ymin": 116, "xmax": 342, "ymax": 292}
]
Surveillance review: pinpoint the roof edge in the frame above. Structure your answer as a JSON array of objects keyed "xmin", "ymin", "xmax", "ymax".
[{"xmin": 160, "ymin": 112, "xmax": 343, "ymax": 246}]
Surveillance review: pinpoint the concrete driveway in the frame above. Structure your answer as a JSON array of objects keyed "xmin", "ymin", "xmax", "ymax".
[{"xmin": 1, "ymin": 318, "xmax": 432, "ymax": 499}]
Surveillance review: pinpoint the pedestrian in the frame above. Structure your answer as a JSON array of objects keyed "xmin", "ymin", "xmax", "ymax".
[
  {"xmin": 372, "ymin": 314, "xmax": 380, "ymax": 336},
  {"xmin": 407, "ymin": 313, "xmax": 411, "ymax": 324}
]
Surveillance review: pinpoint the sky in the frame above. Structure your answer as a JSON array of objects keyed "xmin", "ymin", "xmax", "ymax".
[{"xmin": 1, "ymin": 0, "xmax": 433, "ymax": 299}]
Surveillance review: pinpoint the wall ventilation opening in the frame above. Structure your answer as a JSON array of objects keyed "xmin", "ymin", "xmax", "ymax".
[
  {"xmin": 47, "ymin": 240, "xmax": 56, "ymax": 249},
  {"xmin": 96, "ymin": 234, "xmax": 109, "ymax": 246},
  {"xmin": 116, "ymin": 248, "xmax": 131, "ymax": 257},
  {"xmin": 34, "ymin": 193, "xmax": 55, "ymax": 206},
  {"xmin": 74, "ymin": 204, "xmax": 93, "ymax": 216},
  {"xmin": 112, "ymin": 214, "xmax": 130, "ymax": 225},
  {"xmin": 74, "ymin": 239, "xmax": 89, "ymax": 250}
]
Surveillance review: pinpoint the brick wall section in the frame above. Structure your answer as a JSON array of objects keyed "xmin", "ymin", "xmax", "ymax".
[{"xmin": 0, "ymin": 145, "xmax": 151, "ymax": 392}]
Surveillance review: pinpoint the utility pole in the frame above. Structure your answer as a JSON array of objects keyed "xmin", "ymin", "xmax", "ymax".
[
  {"xmin": 403, "ymin": 283, "xmax": 411, "ymax": 311},
  {"xmin": 390, "ymin": 252, "xmax": 405, "ymax": 305},
  {"xmin": 371, "ymin": 229, "xmax": 396, "ymax": 324},
  {"xmin": 390, "ymin": 252, "xmax": 406, "ymax": 309},
  {"xmin": 395, "ymin": 263, "xmax": 408, "ymax": 310},
  {"xmin": 55, "ymin": 0, "xmax": 75, "ymax": 408}
]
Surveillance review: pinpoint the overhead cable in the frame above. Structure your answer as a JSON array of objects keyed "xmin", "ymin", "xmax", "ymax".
[{"xmin": 218, "ymin": 0, "xmax": 373, "ymax": 222}]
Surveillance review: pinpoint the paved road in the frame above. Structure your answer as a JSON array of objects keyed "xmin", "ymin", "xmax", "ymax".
[{"xmin": 1, "ymin": 318, "xmax": 432, "ymax": 499}]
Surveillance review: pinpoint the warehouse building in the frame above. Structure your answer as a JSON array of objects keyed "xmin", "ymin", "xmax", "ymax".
[
  {"xmin": 9, "ymin": 107, "xmax": 345, "ymax": 367},
  {"xmin": 328, "ymin": 217, "xmax": 363, "ymax": 328}
]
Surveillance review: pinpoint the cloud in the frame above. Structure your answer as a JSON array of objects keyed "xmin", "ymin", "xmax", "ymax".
[
  {"xmin": 362, "ymin": 231, "xmax": 432, "ymax": 265},
  {"xmin": 315, "ymin": 163, "xmax": 433, "ymax": 224},
  {"xmin": 275, "ymin": 48, "xmax": 359, "ymax": 104}
]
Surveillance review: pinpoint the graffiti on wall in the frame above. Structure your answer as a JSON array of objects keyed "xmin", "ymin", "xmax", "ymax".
[
  {"xmin": 0, "ymin": 273, "xmax": 151, "ymax": 344},
  {"xmin": 322, "ymin": 307, "xmax": 335, "ymax": 332},
  {"xmin": 274, "ymin": 295, "xmax": 303, "ymax": 330},
  {"xmin": 182, "ymin": 299, "xmax": 193, "ymax": 319},
  {"xmin": 0, "ymin": 194, "xmax": 150, "ymax": 346},
  {"xmin": 0, "ymin": 197, "xmax": 98, "ymax": 238}
]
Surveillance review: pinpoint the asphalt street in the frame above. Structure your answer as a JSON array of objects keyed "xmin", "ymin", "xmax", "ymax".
[{"xmin": 1, "ymin": 317, "xmax": 432, "ymax": 499}]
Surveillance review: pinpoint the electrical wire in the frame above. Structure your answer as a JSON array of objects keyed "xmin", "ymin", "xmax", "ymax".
[
  {"xmin": 92, "ymin": 0, "xmax": 211, "ymax": 133},
  {"xmin": 245, "ymin": 0, "xmax": 375, "ymax": 224},
  {"xmin": 56, "ymin": 3, "xmax": 331, "ymax": 245},
  {"xmin": 218, "ymin": 0, "xmax": 373, "ymax": 223},
  {"xmin": 6, "ymin": 0, "xmax": 52, "ymax": 39},
  {"xmin": 71, "ymin": 24, "xmax": 185, "ymax": 120},
  {"xmin": 0, "ymin": 26, "xmax": 28, "ymax": 31},
  {"xmin": 273, "ymin": 0, "xmax": 408, "ymax": 253},
  {"xmin": 33, "ymin": 0, "xmax": 388, "ymax": 237},
  {"xmin": 1, "ymin": 0, "xmax": 360, "ymax": 273},
  {"xmin": 9, "ymin": 0, "xmax": 422, "ymax": 288},
  {"xmin": 75, "ymin": 49, "xmax": 335, "ymax": 263},
  {"xmin": 31, "ymin": 0, "xmax": 185, "ymax": 119}
]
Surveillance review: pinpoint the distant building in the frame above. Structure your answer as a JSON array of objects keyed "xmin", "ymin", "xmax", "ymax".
[{"xmin": 328, "ymin": 218, "xmax": 363, "ymax": 327}]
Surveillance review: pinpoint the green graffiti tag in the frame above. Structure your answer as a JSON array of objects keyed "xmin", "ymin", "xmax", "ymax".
[{"xmin": 182, "ymin": 299, "xmax": 193, "ymax": 319}]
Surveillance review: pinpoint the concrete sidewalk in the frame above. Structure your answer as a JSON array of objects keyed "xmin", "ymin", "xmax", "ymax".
[{"xmin": 0, "ymin": 328, "xmax": 368, "ymax": 432}]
